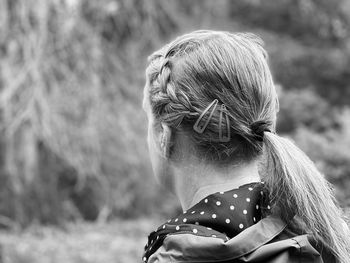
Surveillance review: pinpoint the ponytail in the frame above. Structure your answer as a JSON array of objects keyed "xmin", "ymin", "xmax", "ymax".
[{"xmin": 263, "ymin": 132, "xmax": 350, "ymax": 263}]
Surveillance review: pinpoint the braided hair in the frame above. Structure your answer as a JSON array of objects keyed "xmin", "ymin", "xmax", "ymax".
[{"xmin": 147, "ymin": 31, "xmax": 275, "ymax": 163}]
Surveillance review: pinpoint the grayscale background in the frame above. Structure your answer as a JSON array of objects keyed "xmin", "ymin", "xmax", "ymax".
[{"xmin": 0, "ymin": 0, "xmax": 349, "ymax": 262}]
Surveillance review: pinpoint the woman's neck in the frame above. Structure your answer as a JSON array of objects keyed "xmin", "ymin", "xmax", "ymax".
[{"xmin": 173, "ymin": 160, "xmax": 261, "ymax": 211}]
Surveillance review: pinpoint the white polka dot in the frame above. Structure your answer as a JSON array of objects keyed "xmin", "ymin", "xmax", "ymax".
[
  {"xmin": 267, "ymin": 205, "xmax": 271, "ymax": 210},
  {"xmin": 156, "ymin": 236, "xmax": 159, "ymax": 239},
  {"xmin": 248, "ymin": 187, "xmax": 253, "ymax": 191},
  {"xmin": 219, "ymin": 191, "xmax": 224, "ymax": 194},
  {"xmin": 212, "ymin": 214, "xmax": 217, "ymax": 219},
  {"xmin": 253, "ymin": 217, "xmax": 256, "ymax": 222},
  {"xmin": 246, "ymin": 198, "xmax": 250, "ymax": 202},
  {"xmin": 256, "ymin": 205, "xmax": 259, "ymax": 210},
  {"xmin": 162, "ymin": 225, "xmax": 166, "ymax": 229},
  {"xmin": 200, "ymin": 211, "xmax": 205, "ymax": 215},
  {"xmin": 243, "ymin": 210, "xmax": 247, "ymax": 214},
  {"xmin": 230, "ymin": 205, "xmax": 235, "ymax": 210},
  {"xmin": 204, "ymin": 199, "xmax": 208, "ymax": 203},
  {"xmin": 207, "ymin": 227, "xmax": 212, "ymax": 230},
  {"xmin": 233, "ymin": 194, "xmax": 238, "ymax": 198},
  {"xmin": 183, "ymin": 218, "xmax": 187, "ymax": 222},
  {"xmin": 176, "ymin": 226, "xmax": 180, "ymax": 231},
  {"xmin": 225, "ymin": 218, "xmax": 230, "ymax": 224},
  {"xmin": 167, "ymin": 219, "xmax": 171, "ymax": 223},
  {"xmin": 216, "ymin": 201, "xmax": 221, "ymax": 206},
  {"xmin": 143, "ymin": 256, "xmax": 147, "ymax": 261},
  {"xmin": 239, "ymin": 223, "xmax": 244, "ymax": 229},
  {"xmin": 193, "ymin": 229, "xmax": 198, "ymax": 234},
  {"xmin": 260, "ymin": 191, "xmax": 264, "ymax": 196},
  {"xmin": 183, "ymin": 211, "xmax": 187, "ymax": 214},
  {"xmin": 212, "ymin": 234, "xmax": 217, "ymax": 238},
  {"xmin": 195, "ymin": 222, "xmax": 199, "ymax": 225},
  {"xmin": 175, "ymin": 218, "xmax": 178, "ymax": 222},
  {"xmin": 191, "ymin": 211, "xmax": 195, "ymax": 214}
]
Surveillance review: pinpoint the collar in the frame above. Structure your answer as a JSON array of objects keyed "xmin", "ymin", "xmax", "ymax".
[
  {"xmin": 189, "ymin": 180, "xmax": 261, "ymax": 208},
  {"xmin": 143, "ymin": 182, "xmax": 271, "ymax": 262}
]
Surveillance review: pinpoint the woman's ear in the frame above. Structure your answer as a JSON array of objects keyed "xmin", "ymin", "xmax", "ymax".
[{"xmin": 160, "ymin": 123, "xmax": 173, "ymax": 158}]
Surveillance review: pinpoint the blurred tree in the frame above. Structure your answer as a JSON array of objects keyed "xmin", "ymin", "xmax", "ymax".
[
  {"xmin": 229, "ymin": 0, "xmax": 350, "ymax": 106},
  {"xmin": 277, "ymin": 88, "xmax": 339, "ymax": 133},
  {"xmin": 0, "ymin": 0, "xmax": 105, "ymax": 225},
  {"xmin": 0, "ymin": 0, "xmax": 180, "ymax": 226},
  {"xmin": 229, "ymin": 0, "xmax": 350, "ymax": 45}
]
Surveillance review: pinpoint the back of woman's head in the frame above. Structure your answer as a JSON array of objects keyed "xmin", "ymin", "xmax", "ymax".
[
  {"xmin": 147, "ymin": 31, "xmax": 277, "ymax": 163},
  {"xmin": 146, "ymin": 30, "xmax": 350, "ymax": 262}
]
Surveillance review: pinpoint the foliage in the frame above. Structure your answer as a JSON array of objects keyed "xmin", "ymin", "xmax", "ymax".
[
  {"xmin": 229, "ymin": 0, "xmax": 350, "ymax": 45},
  {"xmin": 277, "ymin": 88, "xmax": 338, "ymax": 133},
  {"xmin": 0, "ymin": 0, "xmax": 178, "ymax": 226},
  {"xmin": 0, "ymin": 218, "xmax": 158, "ymax": 263},
  {"xmin": 229, "ymin": 0, "xmax": 350, "ymax": 105}
]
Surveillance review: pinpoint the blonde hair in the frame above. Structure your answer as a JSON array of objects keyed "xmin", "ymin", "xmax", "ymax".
[{"xmin": 146, "ymin": 30, "xmax": 350, "ymax": 262}]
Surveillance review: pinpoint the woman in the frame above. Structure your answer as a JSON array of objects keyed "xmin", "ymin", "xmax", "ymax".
[{"xmin": 141, "ymin": 30, "xmax": 350, "ymax": 263}]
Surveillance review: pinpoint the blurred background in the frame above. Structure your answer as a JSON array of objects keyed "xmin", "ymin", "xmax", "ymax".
[{"xmin": 0, "ymin": 0, "xmax": 350, "ymax": 262}]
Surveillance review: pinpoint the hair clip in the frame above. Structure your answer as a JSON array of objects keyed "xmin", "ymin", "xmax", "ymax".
[
  {"xmin": 193, "ymin": 99, "xmax": 218, "ymax": 133},
  {"xmin": 219, "ymin": 104, "xmax": 231, "ymax": 142}
]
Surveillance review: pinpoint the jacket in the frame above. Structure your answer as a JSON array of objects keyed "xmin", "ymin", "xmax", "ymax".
[{"xmin": 143, "ymin": 183, "xmax": 336, "ymax": 263}]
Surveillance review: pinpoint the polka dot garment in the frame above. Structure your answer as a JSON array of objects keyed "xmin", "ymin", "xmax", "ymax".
[{"xmin": 143, "ymin": 182, "xmax": 270, "ymax": 262}]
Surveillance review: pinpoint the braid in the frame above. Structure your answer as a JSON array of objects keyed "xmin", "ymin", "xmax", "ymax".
[
  {"xmin": 146, "ymin": 31, "xmax": 276, "ymax": 163},
  {"xmin": 150, "ymin": 56, "xmax": 198, "ymax": 128}
]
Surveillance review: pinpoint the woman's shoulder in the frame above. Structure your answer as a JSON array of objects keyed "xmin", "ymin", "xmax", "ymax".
[{"xmin": 147, "ymin": 215, "xmax": 335, "ymax": 263}]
